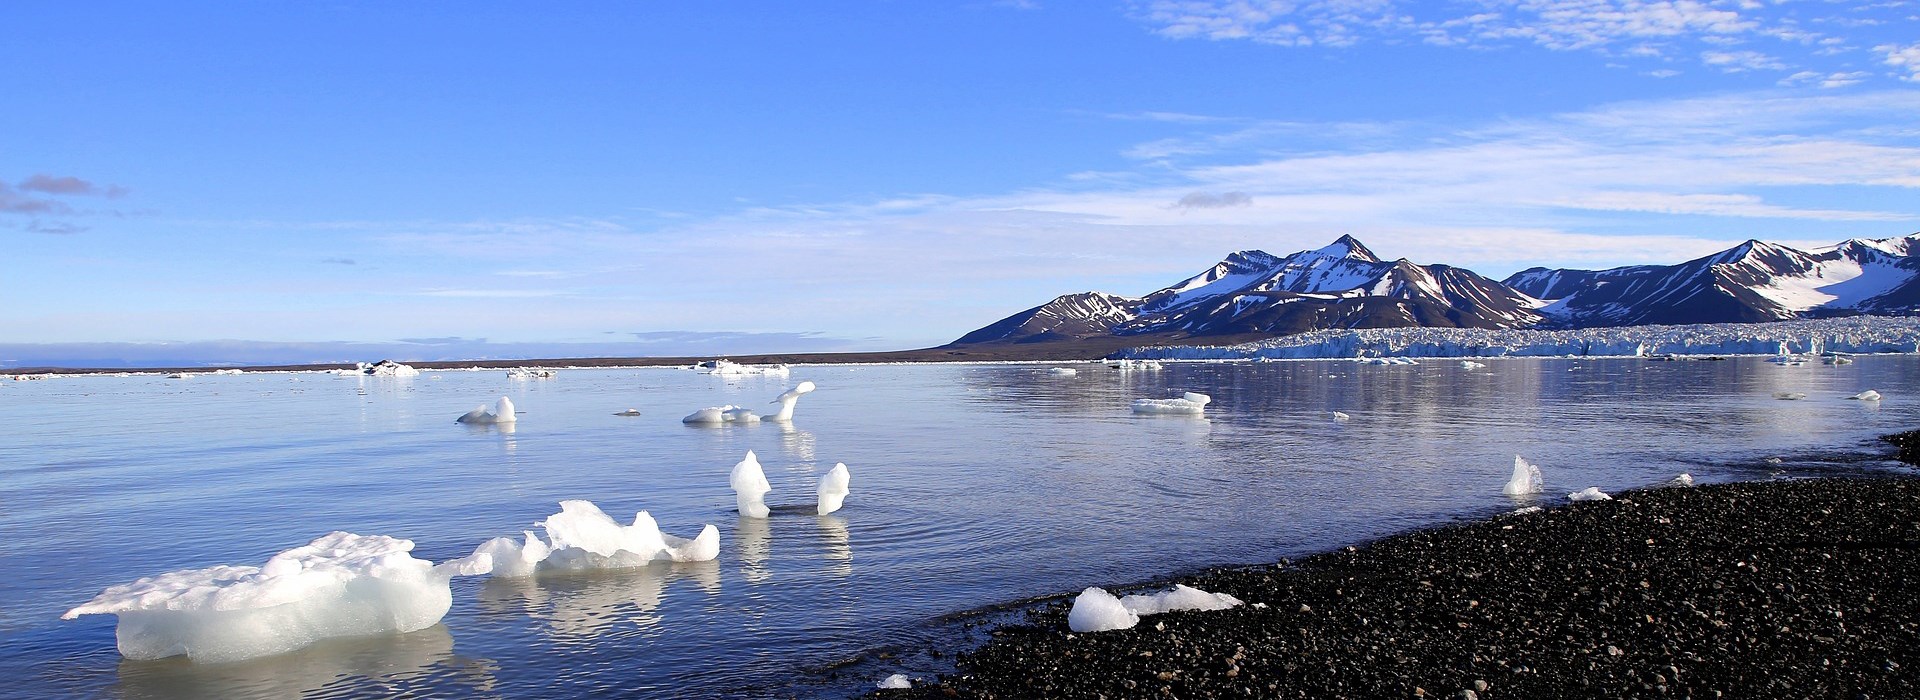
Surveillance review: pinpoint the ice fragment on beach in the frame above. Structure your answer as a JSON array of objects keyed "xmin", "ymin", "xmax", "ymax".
[
  {"xmin": 62, "ymin": 532, "xmax": 492, "ymax": 662},
  {"xmin": 877, "ymin": 674, "xmax": 912, "ymax": 689},
  {"xmin": 731, "ymin": 451, "xmax": 773, "ymax": 518},
  {"xmin": 765, "ymin": 381, "xmax": 817, "ymax": 422},
  {"xmin": 1131, "ymin": 391, "xmax": 1212, "ymax": 415},
  {"xmin": 1567, "ymin": 487, "xmax": 1612, "ymax": 502},
  {"xmin": 1502, "ymin": 456, "xmax": 1543, "ymax": 496},
  {"xmin": 1512, "ymin": 506, "xmax": 1543, "ymax": 515},
  {"xmin": 1667, "ymin": 473, "xmax": 1695, "ymax": 487},
  {"xmin": 456, "ymin": 396, "xmax": 517, "ymax": 424},
  {"xmin": 1119, "ymin": 584, "xmax": 1243, "ymax": 616},
  {"xmin": 816, "ymin": 463, "xmax": 851, "ymax": 515},
  {"xmin": 1848, "ymin": 390, "xmax": 1882, "ymax": 401},
  {"xmin": 1067, "ymin": 587, "xmax": 1139, "ymax": 633}
]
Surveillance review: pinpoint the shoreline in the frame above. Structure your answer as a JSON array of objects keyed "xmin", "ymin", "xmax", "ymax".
[{"xmin": 860, "ymin": 473, "xmax": 1920, "ymax": 699}]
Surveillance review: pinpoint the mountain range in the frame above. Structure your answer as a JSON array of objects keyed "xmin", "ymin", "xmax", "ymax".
[{"xmin": 951, "ymin": 232, "xmax": 1920, "ymax": 346}]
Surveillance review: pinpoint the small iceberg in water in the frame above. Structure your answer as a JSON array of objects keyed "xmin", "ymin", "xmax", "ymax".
[
  {"xmin": 1132, "ymin": 391, "xmax": 1212, "ymax": 416},
  {"xmin": 1567, "ymin": 486, "xmax": 1612, "ymax": 502},
  {"xmin": 62, "ymin": 532, "xmax": 494, "ymax": 662},
  {"xmin": 613, "ymin": 408, "xmax": 641, "ymax": 416},
  {"xmin": 1048, "ymin": 367, "xmax": 1078, "ymax": 377},
  {"xmin": 684, "ymin": 381, "xmax": 816, "ymax": 424},
  {"xmin": 466, "ymin": 500, "xmax": 719, "ymax": 576},
  {"xmin": 457, "ymin": 396, "xmax": 517, "ymax": 424},
  {"xmin": 1502, "ymin": 456, "xmax": 1543, "ymax": 496},
  {"xmin": 765, "ymin": 381, "xmax": 816, "ymax": 422},
  {"xmin": 1460, "ymin": 360, "xmax": 1487, "ymax": 369},
  {"xmin": 731, "ymin": 451, "xmax": 773, "ymax": 518},
  {"xmin": 697, "ymin": 359, "xmax": 789, "ymax": 377},
  {"xmin": 816, "ymin": 463, "xmax": 851, "ymax": 515},
  {"xmin": 1848, "ymin": 390, "xmax": 1882, "ymax": 401},
  {"xmin": 361, "ymin": 360, "xmax": 421, "ymax": 377},
  {"xmin": 1331, "ymin": 410, "xmax": 1350, "ymax": 422},
  {"xmin": 507, "ymin": 368, "xmax": 555, "ymax": 380}
]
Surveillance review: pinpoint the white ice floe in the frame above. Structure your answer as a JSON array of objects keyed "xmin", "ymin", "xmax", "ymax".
[
  {"xmin": 1048, "ymin": 367, "xmax": 1078, "ymax": 377},
  {"xmin": 1773, "ymin": 392, "xmax": 1808, "ymax": 400},
  {"xmin": 1848, "ymin": 389, "xmax": 1883, "ymax": 401},
  {"xmin": 1067, "ymin": 587, "xmax": 1138, "ymax": 633},
  {"xmin": 1360, "ymin": 357, "xmax": 1420, "ymax": 365},
  {"xmin": 1460, "ymin": 360, "xmax": 1487, "ymax": 369},
  {"xmin": 1109, "ymin": 359, "xmax": 1163, "ymax": 370},
  {"xmin": 466, "ymin": 501, "xmax": 719, "ymax": 576},
  {"xmin": 1567, "ymin": 487, "xmax": 1612, "ymax": 502},
  {"xmin": 1331, "ymin": 411, "xmax": 1350, "ymax": 422},
  {"xmin": 1119, "ymin": 584, "xmax": 1243, "ymax": 616},
  {"xmin": 613, "ymin": 408, "xmax": 641, "ymax": 416},
  {"xmin": 456, "ymin": 396, "xmax": 517, "ymax": 424},
  {"xmin": 816, "ymin": 463, "xmax": 851, "ymax": 515},
  {"xmin": 360, "ymin": 360, "xmax": 421, "ymax": 378},
  {"xmin": 62, "ymin": 532, "xmax": 493, "ymax": 663},
  {"xmin": 731, "ymin": 451, "xmax": 773, "ymax": 518},
  {"xmin": 681, "ymin": 405, "xmax": 760, "ymax": 424},
  {"xmin": 698, "ymin": 359, "xmax": 790, "ymax": 376},
  {"xmin": 1131, "ymin": 391, "xmax": 1212, "ymax": 415},
  {"xmin": 1503, "ymin": 456, "xmax": 1543, "ymax": 496},
  {"xmin": 877, "ymin": 674, "xmax": 912, "ymax": 689},
  {"xmin": 765, "ymin": 381, "xmax": 817, "ymax": 422},
  {"xmin": 507, "ymin": 368, "xmax": 555, "ymax": 380}
]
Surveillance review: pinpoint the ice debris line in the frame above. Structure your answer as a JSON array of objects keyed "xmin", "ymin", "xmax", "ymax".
[
  {"xmin": 359, "ymin": 359, "xmax": 421, "ymax": 377},
  {"xmin": 466, "ymin": 500, "xmax": 718, "ymax": 577},
  {"xmin": 730, "ymin": 451, "xmax": 853, "ymax": 517},
  {"xmin": 1131, "ymin": 391, "xmax": 1212, "ymax": 416},
  {"xmin": 684, "ymin": 381, "xmax": 816, "ymax": 424},
  {"xmin": 61, "ymin": 532, "xmax": 495, "ymax": 663},
  {"xmin": 456, "ymin": 396, "xmax": 517, "ymax": 425},
  {"xmin": 1503, "ymin": 456, "xmax": 1543, "ymax": 496},
  {"xmin": 1067, "ymin": 584, "xmax": 1243, "ymax": 633},
  {"xmin": 696, "ymin": 359, "xmax": 790, "ymax": 376}
]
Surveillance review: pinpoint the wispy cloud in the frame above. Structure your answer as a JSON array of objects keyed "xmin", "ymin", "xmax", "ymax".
[
  {"xmin": 1173, "ymin": 191, "xmax": 1253, "ymax": 209},
  {"xmin": 1880, "ymin": 42, "xmax": 1920, "ymax": 82},
  {"xmin": 1, "ymin": 174, "xmax": 132, "ymax": 234}
]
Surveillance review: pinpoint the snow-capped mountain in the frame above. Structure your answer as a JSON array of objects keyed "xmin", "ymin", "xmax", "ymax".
[
  {"xmin": 954, "ymin": 235, "xmax": 1545, "ymax": 343},
  {"xmin": 954, "ymin": 232, "xmax": 1920, "ymax": 346},
  {"xmin": 1505, "ymin": 234, "xmax": 1920, "ymax": 327}
]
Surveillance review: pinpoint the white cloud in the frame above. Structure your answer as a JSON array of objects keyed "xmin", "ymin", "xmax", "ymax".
[
  {"xmin": 1879, "ymin": 42, "xmax": 1920, "ymax": 82},
  {"xmin": 1701, "ymin": 49, "xmax": 1786, "ymax": 72}
]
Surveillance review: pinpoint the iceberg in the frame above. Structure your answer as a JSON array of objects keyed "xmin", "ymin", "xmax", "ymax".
[
  {"xmin": 507, "ymin": 368, "xmax": 555, "ymax": 380},
  {"xmin": 1131, "ymin": 391, "xmax": 1212, "ymax": 416},
  {"xmin": 731, "ymin": 451, "xmax": 773, "ymax": 518},
  {"xmin": 697, "ymin": 359, "xmax": 790, "ymax": 377},
  {"xmin": 681, "ymin": 405, "xmax": 760, "ymax": 424},
  {"xmin": 360, "ymin": 360, "xmax": 421, "ymax": 378},
  {"xmin": 613, "ymin": 408, "xmax": 642, "ymax": 416},
  {"xmin": 456, "ymin": 396, "xmax": 517, "ymax": 424},
  {"xmin": 1118, "ymin": 584, "xmax": 1243, "ymax": 616},
  {"xmin": 765, "ymin": 381, "xmax": 817, "ymax": 422},
  {"xmin": 466, "ymin": 501, "xmax": 719, "ymax": 577},
  {"xmin": 816, "ymin": 463, "xmax": 851, "ymax": 515},
  {"xmin": 1067, "ymin": 587, "xmax": 1138, "ymax": 633},
  {"xmin": 1848, "ymin": 389, "xmax": 1883, "ymax": 401},
  {"xmin": 1568, "ymin": 487, "xmax": 1612, "ymax": 502},
  {"xmin": 62, "ymin": 532, "xmax": 493, "ymax": 663},
  {"xmin": 1048, "ymin": 367, "xmax": 1078, "ymax": 377},
  {"xmin": 1460, "ymin": 360, "xmax": 1487, "ymax": 369},
  {"xmin": 1502, "ymin": 456, "xmax": 1543, "ymax": 496}
]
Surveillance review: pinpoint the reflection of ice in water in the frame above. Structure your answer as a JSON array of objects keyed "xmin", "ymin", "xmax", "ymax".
[
  {"xmin": 476, "ymin": 561, "xmax": 721, "ymax": 645},
  {"xmin": 773, "ymin": 422, "xmax": 816, "ymax": 462},
  {"xmin": 816, "ymin": 515, "xmax": 851, "ymax": 578},
  {"xmin": 736, "ymin": 515, "xmax": 772, "ymax": 584},
  {"xmin": 112, "ymin": 624, "xmax": 497, "ymax": 700}
]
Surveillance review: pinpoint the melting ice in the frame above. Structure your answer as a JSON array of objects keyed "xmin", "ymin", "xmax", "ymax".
[
  {"xmin": 1502, "ymin": 456, "xmax": 1543, "ymax": 496},
  {"xmin": 456, "ymin": 396, "xmax": 517, "ymax": 425},
  {"xmin": 1131, "ymin": 391, "xmax": 1212, "ymax": 416}
]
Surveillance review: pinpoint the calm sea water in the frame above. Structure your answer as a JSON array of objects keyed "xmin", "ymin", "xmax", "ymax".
[{"xmin": 2, "ymin": 357, "xmax": 1915, "ymax": 698}]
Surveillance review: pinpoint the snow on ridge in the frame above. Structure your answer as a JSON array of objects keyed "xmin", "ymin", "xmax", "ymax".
[{"xmin": 1115, "ymin": 317, "xmax": 1920, "ymax": 360}]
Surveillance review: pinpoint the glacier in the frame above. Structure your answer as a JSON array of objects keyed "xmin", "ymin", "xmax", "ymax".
[{"xmin": 1115, "ymin": 317, "xmax": 1920, "ymax": 360}]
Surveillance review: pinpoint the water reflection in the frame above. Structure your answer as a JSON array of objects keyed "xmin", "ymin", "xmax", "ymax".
[
  {"xmin": 736, "ymin": 515, "xmax": 772, "ymax": 584},
  {"xmin": 773, "ymin": 422, "xmax": 816, "ymax": 463},
  {"xmin": 111, "ymin": 625, "xmax": 498, "ymax": 700},
  {"xmin": 476, "ymin": 561, "xmax": 722, "ymax": 647},
  {"xmin": 816, "ymin": 515, "xmax": 852, "ymax": 578}
]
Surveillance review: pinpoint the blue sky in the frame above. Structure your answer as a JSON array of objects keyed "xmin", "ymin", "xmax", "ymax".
[{"xmin": 4, "ymin": 1, "xmax": 1919, "ymax": 364}]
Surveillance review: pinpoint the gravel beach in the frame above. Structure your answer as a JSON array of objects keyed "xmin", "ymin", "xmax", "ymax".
[{"xmin": 873, "ymin": 477, "xmax": 1920, "ymax": 699}]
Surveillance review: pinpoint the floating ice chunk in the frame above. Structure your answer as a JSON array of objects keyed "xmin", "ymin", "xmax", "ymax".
[
  {"xmin": 468, "ymin": 531, "xmax": 552, "ymax": 578},
  {"xmin": 1666, "ymin": 473, "xmax": 1695, "ymax": 487},
  {"xmin": 877, "ymin": 674, "xmax": 912, "ymax": 689},
  {"xmin": 1773, "ymin": 392, "xmax": 1807, "ymax": 400},
  {"xmin": 1460, "ymin": 360, "xmax": 1487, "ymax": 369},
  {"xmin": 456, "ymin": 396, "xmax": 517, "ymax": 424},
  {"xmin": 681, "ymin": 405, "xmax": 760, "ymax": 424},
  {"xmin": 1331, "ymin": 411, "xmax": 1350, "ymax": 422},
  {"xmin": 1067, "ymin": 587, "xmax": 1138, "ymax": 633},
  {"xmin": 1048, "ymin": 367, "xmax": 1078, "ymax": 377},
  {"xmin": 507, "ymin": 368, "xmax": 555, "ymax": 380},
  {"xmin": 531, "ymin": 501, "xmax": 719, "ymax": 569},
  {"xmin": 765, "ymin": 381, "xmax": 817, "ymax": 422},
  {"xmin": 1118, "ymin": 584, "xmax": 1243, "ymax": 616},
  {"xmin": 1131, "ymin": 391, "xmax": 1212, "ymax": 415},
  {"xmin": 613, "ymin": 408, "xmax": 641, "ymax": 416},
  {"xmin": 1567, "ymin": 487, "xmax": 1612, "ymax": 502},
  {"xmin": 1848, "ymin": 390, "xmax": 1882, "ymax": 401},
  {"xmin": 816, "ymin": 463, "xmax": 851, "ymax": 515},
  {"xmin": 1110, "ymin": 359, "xmax": 1163, "ymax": 370},
  {"xmin": 62, "ymin": 532, "xmax": 491, "ymax": 663},
  {"xmin": 1502, "ymin": 456, "xmax": 1543, "ymax": 495},
  {"xmin": 699, "ymin": 359, "xmax": 789, "ymax": 376},
  {"xmin": 361, "ymin": 360, "xmax": 421, "ymax": 377},
  {"xmin": 731, "ymin": 451, "xmax": 772, "ymax": 518}
]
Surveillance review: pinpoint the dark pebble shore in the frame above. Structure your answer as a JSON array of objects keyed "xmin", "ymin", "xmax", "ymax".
[{"xmin": 874, "ymin": 476, "xmax": 1920, "ymax": 699}]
